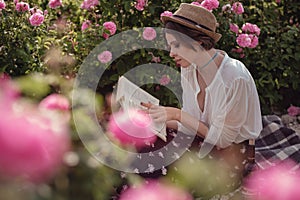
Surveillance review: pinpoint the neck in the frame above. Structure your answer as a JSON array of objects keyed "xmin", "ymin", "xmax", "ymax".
[{"xmin": 198, "ymin": 51, "xmax": 218, "ymax": 71}]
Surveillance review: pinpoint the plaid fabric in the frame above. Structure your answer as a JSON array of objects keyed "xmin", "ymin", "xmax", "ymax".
[{"xmin": 255, "ymin": 115, "xmax": 300, "ymax": 170}]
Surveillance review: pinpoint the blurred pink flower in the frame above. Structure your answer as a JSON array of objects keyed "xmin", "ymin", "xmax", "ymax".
[
  {"xmin": 0, "ymin": 74, "xmax": 20, "ymax": 105},
  {"xmin": 135, "ymin": 0, "xmax": 146, "ymax": 11},
  {"xmin": 236, "ymin": 33, "xmax": 251, "ymax": 48},
  {"xmin": 232, "ymin": 2, "xmax": 244, "ymax": 14},
  {"xmin": 159, "ymin": 75, "xmax": 171, "ymax": 86},
  {"xmin": 0, "ymin": 99, "xmax": 70, "ymax": 183},
  {"xmin": 0, "ymin": 0, "xmax": 6, "ymax": 10},
  {"xmin": 142, "ymin": 27, "xmax": 157, "ymax": 41},
  {"xmin": 48, "ymin": 0, "xmax": 62, "ymax": 9},
  {"xmin": 160, "ymin": 11, "xmax": 173, "ymax": 21},
  {"xmin": 242, "ymin": 22, "xmax": 261, "ymax": 36},
  {"xmin": 39, "ymin": 93, "xmax": 70, "ymax": 111},
  {"xmin": 80, "ymin": 0, "xmax": 99, "ymax": 10},
  {"xmin": 107, "ymin": 109, "xmax": 157, "ymax": 149},
  {"xmin": 119, "ymin": 180, "xmax": 192, "ymax": 200},
  {"xmin": 97, "ymin": 50, "xmax": 112, "ymax": 63},
  {"xmin": 245, "ymin": 161, "xmax": 300, "ymax": 200},
  {"xmin": 287, "ymin": 105, "xmax": 300, "ymax": 117},
  {"xmin": 248, "ymin": 34, "xmax": 259, "ymax": 48},
  {"xmin": 102, "ymin": 21, "xmax": 117, "ymax": 39},
  {"xmin": 200, "ymin": 0, "xmax": 219, "ymax": 11},
  {"xmin": 229, "ymin": 23, "xmax": 239, "ymax": 34},
  {"xmin": 276, "ymin": 0, "xmax": 281, "ymax": 4},
  {"xmin": 81, "ymin": 20, "xmax": 91, "ymax": 31},
  {"xmin": 15, "ymin": 2, "xmax": 29, "ymax": 12}
]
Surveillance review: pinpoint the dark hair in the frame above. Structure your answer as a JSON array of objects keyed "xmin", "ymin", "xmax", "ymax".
[{"xmin": 165, "ymin": 21, "xmax": 215, "ymax": 50}]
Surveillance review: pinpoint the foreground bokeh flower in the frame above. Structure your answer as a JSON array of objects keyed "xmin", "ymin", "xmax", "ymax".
[
  {"xmin": 0, "ymin": 81, "xmax": 70, "ymax": 183},
  {"xmin": 107, "ymin": 109, "xmax": 157, "ymax": 148},
  {"xmin": 245, "ymin": 161, "xmax": 300, "ymax": 200},
  {"xmin": 119, "ymin": 180, "xmax": 192, "ymax": 200},
  {"xmin": 39, "ymin": 93, "xmax": 70, "ymax": 111}
]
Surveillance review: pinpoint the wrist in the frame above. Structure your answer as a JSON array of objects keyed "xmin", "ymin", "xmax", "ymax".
[{"xmin": 174, "ymin": 108, "xmax": 181, "ymax": 121}]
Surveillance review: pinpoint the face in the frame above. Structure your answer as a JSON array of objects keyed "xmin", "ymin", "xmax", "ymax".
[{"xmin": 165, "ymin": 33, "xmax": 197, "ymax": 68}]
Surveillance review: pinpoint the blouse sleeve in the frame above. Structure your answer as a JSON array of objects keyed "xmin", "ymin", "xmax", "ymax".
[{"xmin": 204, "ymin": 78, "xmax": 252, "ymax": 148}]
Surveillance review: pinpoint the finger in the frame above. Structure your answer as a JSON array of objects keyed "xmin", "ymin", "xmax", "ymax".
[{"xmin": 140, "ymin": 102, "xmax": 152, "ymax": 109}]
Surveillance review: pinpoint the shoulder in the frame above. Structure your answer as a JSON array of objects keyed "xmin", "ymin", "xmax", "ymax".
[{"xmin": 220, "ymin": 54, "xmax": 252, "ymax": 86}]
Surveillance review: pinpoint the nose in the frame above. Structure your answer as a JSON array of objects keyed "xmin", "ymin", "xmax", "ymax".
[{"xmin": 169, "ymin": 48, "xmax": 176, "ymax": 58}]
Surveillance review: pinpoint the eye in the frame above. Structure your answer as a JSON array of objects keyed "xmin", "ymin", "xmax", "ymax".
[{"xmin": 173, "ymin": 42, "xmax": 180, "ymax": 48}]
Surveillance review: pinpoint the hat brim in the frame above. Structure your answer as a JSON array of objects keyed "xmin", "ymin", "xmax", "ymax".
[{"xmin": 161, "ymin": 15, "xmax": 222, "ymax": 43}]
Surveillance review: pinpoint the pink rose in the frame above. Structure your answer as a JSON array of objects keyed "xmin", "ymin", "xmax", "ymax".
[
  {"xmin": 232, "ymin": 2, "xmax": 244, "ymax": 15},
  {"xmin": 102, "ymin": 21, "xmax": 117, "ymax": 39},
  {"xmin": 135, "ymin": 0, "xmax": 146, "ymax": 11},
  {"xmin": 0, "ymin": 0, "xmax": 6, "ymax": 10},
  {"xmin": 119, "ymin": 180, "xmax": 192, "ymax": 200},
  {"xmin": 191, "ymin": 2, "xmax": 201, "ymax": 6},
  {"xmin": 97, "ymin": 50, "xmax": 112, "ymax": 63},
  {"xmin": 80, "ymin": 0, "xmax": 99, "ymax": 10},
  {"xmin": 159, "ymin": 75, "xmax": 171, "ymax": 86},
  {"xmin": 160, "ymin": 11, "xmax": 173, "ymax": 21},
  {"xmin": 142, "ymin": 27, "xmax": 157, "ymax": 41},
  {"xmin": 15, "ymin": 2, "xmax": 29, "ymax": 12},
  {"xmin": 222, "ymin": 3, "xmax": 231, "ymax": 12},
  {"xmin": 229, "ymin": 23, "xmax": 239, "ymax": 34},
  {"xmin": 287, "ymin": 105, "xmax": 300, "ymax": 117},
  {"xmin": 0, "ymin": 99, "xmax": 70, "ymax": 183},
  {"xmin": 0, "ymin": 74, "xmax": 20, "ymax": 105},
  {"xmin": 39, "ymin": 93, "xmax": 70, "ymax": 111},
  {"xmin": 248, "ymin": 34, "xmax": 259, "ymax": 48},
  {"xmin": 245, "ymin": 160, "xmax": 300, "ymax": 200},
  {"xmin": 29, "ymin": 12, "xmax": 44, "ymax": 26},
  {"xmin": 242, "ymin": 23, "xmax": 260, "ymax": 36},
  {"xmin": 200, "ymin": 0, "xmax": 219, "ymax": 11},
  {"xmin": 107, "ymin": 109, "xmax": 157, "ymax": 149},
  {"xmin": 81, "ymin": 20, "xmax": 91, "ymax": 31},
  {"xmin": 48, "ymin": 0, "xmax": 62, "ymax": 9},
  {"xmin": 236, "ymin": 33, "xmax": 251, "ymax": 48}
]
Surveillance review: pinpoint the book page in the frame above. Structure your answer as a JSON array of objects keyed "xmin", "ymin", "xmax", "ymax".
[{"xmin": 115, "ymin": 76, "xmax": 167, "ymax": 141}]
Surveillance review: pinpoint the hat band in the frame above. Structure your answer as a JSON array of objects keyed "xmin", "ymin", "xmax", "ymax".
[{"xmin": 173, "ymin": 15, "xmax": 213, "ymax": 32}]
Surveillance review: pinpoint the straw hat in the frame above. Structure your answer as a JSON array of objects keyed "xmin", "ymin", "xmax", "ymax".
[{"xmin": 161, "ymin": 3, "xmax": 222, "ymax": 42}]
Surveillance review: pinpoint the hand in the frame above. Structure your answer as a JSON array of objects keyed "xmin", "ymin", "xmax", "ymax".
[{"xmin": 140, "ymin": 102, "xmax": 180, "ymax": 123}]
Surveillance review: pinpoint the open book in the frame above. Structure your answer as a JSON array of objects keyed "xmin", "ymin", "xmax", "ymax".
[{"xmin": 115, "ymin": 76, "xmax": 167, "ymax": 141}]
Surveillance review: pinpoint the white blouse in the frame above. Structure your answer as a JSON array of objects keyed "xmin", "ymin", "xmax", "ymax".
[{"xmin": 178, "ymin": 52, "xmax": 262, "ymax": 148}]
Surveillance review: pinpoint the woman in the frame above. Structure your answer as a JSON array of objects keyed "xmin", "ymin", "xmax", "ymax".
[{"xmin": 141, "ymin": 3, "xmax": 262, "ymax": 195}]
